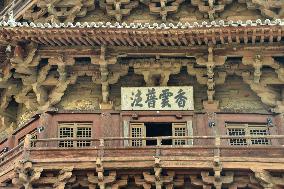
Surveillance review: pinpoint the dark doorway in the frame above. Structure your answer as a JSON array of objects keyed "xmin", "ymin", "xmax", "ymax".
[{"xmin": 145, "ymin": 123, "xmax": 172, "ymax": 146}]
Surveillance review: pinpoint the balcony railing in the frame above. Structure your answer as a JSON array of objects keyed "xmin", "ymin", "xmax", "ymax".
[{"xmin": 0, "ymin": 135, "xmax": 283, "ymax": 169}]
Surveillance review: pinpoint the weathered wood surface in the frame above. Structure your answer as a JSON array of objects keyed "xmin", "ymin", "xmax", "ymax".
[
  {"xmin": 1, "ymin": 0, "xmax": 284, "ymax": 23},
  {"xmin": 1, "ymin": 141, "xmax": 284, "ymax": 188},
  {"xmin": 1, "ymin": 24, "xmax": 284, "ymax": 47}
]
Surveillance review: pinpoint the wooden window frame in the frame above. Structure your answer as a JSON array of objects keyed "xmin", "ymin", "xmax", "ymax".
[
  {"xmin": 58, "ymin": 122, "xmax": 92, "ymax": 148},
  {"xmin": 172, "ymin": 122, "xmax": 188, "ymax": 146},
  {"xmin": 129, "ymin": 122, "xmax": 191, "ymax": 146},
  {"xmin": 129, "ymin": 123, "xmax": 146, "ymax": 147},
  {"xmin": 226, "ymin": 123, "xmax": 270, "ymax": 146}
]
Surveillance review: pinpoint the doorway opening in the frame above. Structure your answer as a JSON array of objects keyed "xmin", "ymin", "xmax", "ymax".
[
  {"xmin": 129, "ymin": 122, "xmax": 188, "ymax": 146},
  {"xmin": 145, "ymin": 122, "xmax": 172, "ymax": 146}
]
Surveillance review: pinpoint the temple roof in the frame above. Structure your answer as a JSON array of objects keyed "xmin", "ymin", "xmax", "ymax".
[
  {"xmin": 0, "ymin": 19, "xmax": 284, "ymax": 47},
  {"xmin": 1, "ymin": 18, "xmax": 284, "ymax": 29},
  {"xmin": 1, "ymin": 0, "xmax": 284, "ymax": 24}
]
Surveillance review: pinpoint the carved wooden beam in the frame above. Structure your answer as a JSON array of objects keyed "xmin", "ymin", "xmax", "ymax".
[
  {"xmin": 14, "ymin": 86, "xmax": 37, "ymax": 110},
  {"xmin": 239, "ymin": 0, "xmax": 284, "ymax": 19},
  {"xmin": 140, "ymin": 0, "xmax": 184, "ymax": 21},
  {"xmin": 243, "ymin": 55, "xmax": 280, "ymax": 83},
  {"xmin": 131, "ymin": 59, "xmax": 182, "ymax": 86},
  {"xmin": 228, "ymin": 176, "xmax": 262, "ymax": 189},
  {"xmin": 99, "ymin": 0, "xmax": 139, "ymax": 21},
  {"xmin": 7, "ymin": 43, "xmax": 41, "ymax": 113},
  {"xmin": 201, "ymin": 171, "xmax": 234, "ymax": 189},
  {"xmin": 191, "ymin": 0, "xmax": 232, "ymax": 20},
  {"xmin": 190, "ymin": 175, "xmax": 211, "ymax": 189},
  {"xmin": 32, "ymin": 63, "xmax": 51, "ymax": 105},
  {"xmin": 110, "ymin": 175, "xmax": 128, "ymax": 189},
  {"xmin": 135, "ymin": 157, "xmax": 176, "ymax": 189},
  {"xmin": 38, "ymin": 64, "xmax": 78, "ymax": 112},
  {"xmin": 241, "ymin": 71, "xmax": 280, "ymax": 108},
  {"xmin": 91, "ymin": 47, "xmax": 129, "ymax": 109},
  {"xmin": 251, "ymin": 169, "xmax": 284, "ymax": 189},
  {"xmin": 10, "ymin": 43, "xmax": 40, "ymax": 75},
  {"xmin": 134, "ymin": 174, "xmax": 151, "ymax": 189},
  {"xmin": 87, "ymin": 158, "xmax": 117, "ymax": 189},
  {"xmin": 186, "ymin": 64, "xmax": 207, "ymax": 85},
  {"xmin": 23, "ymin": 0, "xmax": 95, "ymax": 23},
  {"xmin": 0, "ymin": 84, "xmax": 17, "ymax": 111},
  {"xmin": 0, "ymin": 61, "xmax": 12, "ymax": 85},
  {"xmin": 53, "ymin": 167, "xmax": 76, "ymax": 189},
  {"xmin": 196, "ymin": 46, "xmax": 226, "ymax": 105},
  {"xmin": 12, "ymin": 161, "xmax": 43, "ymax": 189}
]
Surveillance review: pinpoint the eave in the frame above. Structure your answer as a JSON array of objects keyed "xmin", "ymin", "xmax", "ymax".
[{"xmin": 0, "ymin": 19, "xmax": 284, "ymax": 47}]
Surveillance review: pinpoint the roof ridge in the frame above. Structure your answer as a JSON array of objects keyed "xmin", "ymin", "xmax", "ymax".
[{"xmin": 1, "ymin": 19, "xmax": 284, "ymax": 29}]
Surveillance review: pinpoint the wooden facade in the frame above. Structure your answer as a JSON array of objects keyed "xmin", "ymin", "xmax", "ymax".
[{"xmin": 0, "ymin": 0, "xmax": 284, "ymax": 188}]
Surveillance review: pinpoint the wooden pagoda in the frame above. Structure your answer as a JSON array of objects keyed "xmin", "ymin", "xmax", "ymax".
[{"xmin": 0, "ymin": 0, "xmax": 284, "ymax": 188}]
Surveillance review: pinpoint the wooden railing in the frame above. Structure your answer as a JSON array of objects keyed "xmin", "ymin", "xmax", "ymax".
[
  {"xmin": 30, "ymin": 135, "xmax": 284, "ymax": 147},
  {"xmin": 0, "ymin": 141, "xmax": 23, "ymax": 167},
  {"xmin": 0, "ymin": 135, "xmax": 283, "ymax": 166}
]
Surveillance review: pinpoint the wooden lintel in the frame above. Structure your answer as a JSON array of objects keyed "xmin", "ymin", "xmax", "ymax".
[{"xmin": 33, "ymin": 44, "xmax": 284, "ymax": 59}]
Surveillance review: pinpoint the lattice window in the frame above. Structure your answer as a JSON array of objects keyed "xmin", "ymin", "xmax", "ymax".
[
  {"xmin": 77, "ymin": 127, "xmax": 92, "ymax": 147},
  {"xmin": 227, "ymin": 127, "xmax": 247, "ymax": 146},
  {"xmin": 249, "ymin": 125, "xmax": 270, "ymax": 145},
  {"xmin": 130, "ymin": 123, "xmax": 145, "ymax": 147},
  {"xmin": 59, "ymin": 127, "xmax": 74, "ymax": 147},
  {"xmin": 172, "ymin": 123, "xmax": 187, "ymax": 146},
  {"xmin": 226, "ymin": 123, "xmax": 270, "ymax": 146},
  {"xmin": 18, "ymin": 129, "xmax": 38, "ymax": 147},
  {"xmin": 58, "ymin": 122, "xmax": 92, "ymax": 148}
]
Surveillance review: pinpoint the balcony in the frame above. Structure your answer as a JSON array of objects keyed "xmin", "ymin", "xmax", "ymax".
[
  {"xmin": 1, "ymin": 135, "xmax": 284, "ymax": 168},
  {"xmin": 0, "ymin": 135, "xmax": 283, "ymax": 188}
]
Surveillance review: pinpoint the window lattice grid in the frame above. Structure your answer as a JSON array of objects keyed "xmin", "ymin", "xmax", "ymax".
[
  {"xmin": 226, "ymin": 123, "xmax": 270, "ymax": 146},
  {"xmin": 131, "ymin": 127, "xmax": 143, "ymax": 147},
  {"xmin": 77, "ymin": 127, "xmax": 92, "ymax": 147},
  {"xmin": 249, "ymin": 128, "xmax": 270, "ymax": 145},
  {"xmin": 59, "ymin": 127, "xmax": 74, "ymax": 147},
  {"xmin": 173, "ymin": 127, "xmax": 186, "ymax": 145},
  {"xmin": 227, "ymin": 128, "xmax": 247, "ymax": 146},
  {"xmin": 58, "ymin": 122, "xmax": 92, "ymax": 148}
]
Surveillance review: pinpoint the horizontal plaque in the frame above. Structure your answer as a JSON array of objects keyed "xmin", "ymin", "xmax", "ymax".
[{"xmin": 121, "ymin": 86, "xmax": 194, "ymax": 110}]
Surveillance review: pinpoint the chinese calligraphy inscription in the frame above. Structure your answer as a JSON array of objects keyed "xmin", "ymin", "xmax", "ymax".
[{"xmin": 121, "ymin": 87, "xmax": 194, "ymax": 110}]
